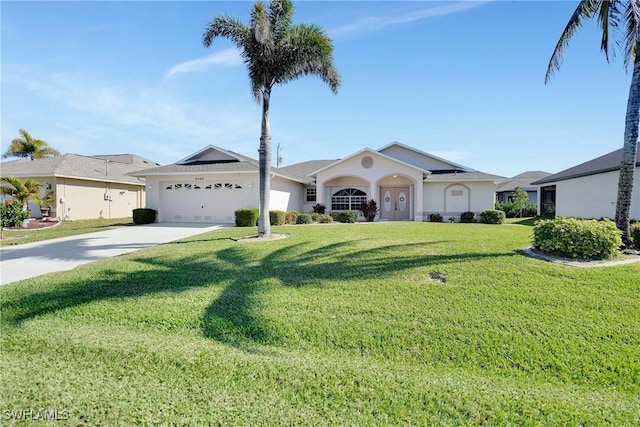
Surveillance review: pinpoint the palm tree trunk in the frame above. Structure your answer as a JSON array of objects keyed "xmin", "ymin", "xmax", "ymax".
[
  {"xmin": 615, "ymin": 39, "xmax": 640, "ymax": 247},
  {"xmin": 258, "ymin": 88, "xmax": 272, "ymax": 237}
]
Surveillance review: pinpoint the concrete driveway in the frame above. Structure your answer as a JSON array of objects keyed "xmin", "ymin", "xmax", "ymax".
[{"xmin": 0, "ymin": 223, "xmax": 225, "ymax": 286}]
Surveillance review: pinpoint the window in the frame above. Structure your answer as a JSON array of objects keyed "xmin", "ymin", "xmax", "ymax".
[
  {"xmin": 306, "ymin": 188, "xmax": 316, "ymax": 203},
  {"xmin": 331, "ymin": 188, "xmax": 367, "ymax": 211}
]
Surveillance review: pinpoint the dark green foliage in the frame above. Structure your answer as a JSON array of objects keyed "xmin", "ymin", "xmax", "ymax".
[
  {"xmin": 359, "ymin": 199, "xmax": 378, "ymax": 222},
  {"xmin": 235, "ymin": 208, "xmax": 259, "ymax": 227},
  {"xmin": 480, "ymin": 209, "xmax": 506, "ymax": 224},
  {"xmin": 285, "ymin": 211, "xmax": 298, "ymax": 225},
  {"xmin": 312, "ymin": 203, "xmax": 325, "ymax": 214},
  {"xmin": 296, "ymin": 213, "xmax": 313, "ymax": 224},
  {"xmin": 460, "ymin": 211, "xmax": 476, "ymax": 223},
  {"xmin": 496, "ymin": 201, "xmax": 538, "ymax": 218},
  {"xmin": 132, "ymin": 208, "xmax": 157, "ymax": 225},
  {"xmin": 533, "ymin": 217, "xmax": 622, "ymax": 259},
  {"xmin": 629, "ymin": 222, "xmax": 640, "ymax": 248},
  {"xmin": 335, "ymin": 211, "xmax": 358, "ymax": 223},
  {"xmin": 1, "ymin": 201, "xmax": 28, "ymax": 229},
  {"xmin": 269, "ymin": 210, "xmax": 286, "ymax": 226},
  {"xmin": 428, "ymin": 213, "xmax": 443, "ymax": 223},
  {"xmin": 317, "ymin": 214, "xmax": 333, "ymax": 224}
]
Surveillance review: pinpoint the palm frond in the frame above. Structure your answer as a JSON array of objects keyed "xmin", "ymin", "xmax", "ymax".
[
  {"xmin": 269, "ymin": 0, "xmax": 293, "ymax": 40},
  {"xmin": 546, "ymin": 0, "xmax": 599, "ymax": 83},
  {"xmin": 202, "ymin": 16, "xmax": 250, "ymax": 49},
  {"xmin": 623, "ymin": 0, "xmax": 640, "ymax": 69},
  {"xmin": 251, "ymin": 2, "xmax": 272, "ymax": 46},
  {"xmin": 273, "ymin": 24, "xmax": 341, "ymax": 93}
]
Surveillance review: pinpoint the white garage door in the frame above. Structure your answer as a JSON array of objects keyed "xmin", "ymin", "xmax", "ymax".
[{"xmin": 161, "ymin": 180, "xmax": 247, "ymax": 223}]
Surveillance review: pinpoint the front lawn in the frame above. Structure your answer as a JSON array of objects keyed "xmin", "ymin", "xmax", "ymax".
[
  {"xmin": 1, "ymin": 222, "xmax": 638, "ymax": 425},
  {"xmin": 0, "ymin": 217, "xmax": 133, "ymax": 247}
]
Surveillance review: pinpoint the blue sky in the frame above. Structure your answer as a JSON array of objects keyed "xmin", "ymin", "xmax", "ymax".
[{"xmin": 1, "ymin": 1, "xmax": 632, "ymax": 177}]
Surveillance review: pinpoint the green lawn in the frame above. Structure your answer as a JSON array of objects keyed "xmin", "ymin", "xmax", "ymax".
[
  {"xmin": 0, "ymin": 217, "xmax": 133, "ymax": 247},
  {"xmin": 1, "ymin": 222, "xmax": 638, "ymax": 425}
]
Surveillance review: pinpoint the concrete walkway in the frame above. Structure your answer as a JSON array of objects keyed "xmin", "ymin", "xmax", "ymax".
[{"xmin": 0, "ymin": 223, "xmax": 224, "ymax": 286}]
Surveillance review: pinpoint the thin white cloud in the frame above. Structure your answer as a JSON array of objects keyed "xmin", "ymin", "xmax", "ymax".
[
  {"xmin": 330, "ymin": 1, "xmax": 488, "ymax": 39},
  {"xmin": 164, "ymin": 48, "xmax": 243, "ymax": 79}
]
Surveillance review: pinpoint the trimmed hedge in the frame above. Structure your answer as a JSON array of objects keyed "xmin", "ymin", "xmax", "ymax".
[
  {"xmin": 533, "ymin": 217, "xmax": 622, "ymax": 260},
  {"xmin": 460, "ymin": 211, "xmax": 476, "ymax": 223},
  {"xmin": 330, "ymin": 211, "xmax": 358, "ymax": 223},
  {"xmin": 296, "ymin": 213, "xmax": 313, "ymax": 224},
  {"xmin": 428, "ymin": 213, "xmax": 443, "ymax": 223},
  {"xmin": 285, "ymin": 211, "xmax": 298, "ymax": 225},
  {"xmin": 269, "ymin": 210, "xmax": 286, "ymax": 226},
  {"xmin": 631, "ymin": 222, "xmax": 640, "ymax": 249},
  {"xmin": 480, "ymin": 209, "xmax": 505, "ymax": 224},
  {"xmin": 317, "ymin": 214, "xmax": 333, "ymax": 224},
  {"xmin": 132, "ymin": 208, "xmax": 156, "ymax": 224},
  {"xmin": 235, "ymin": 208, "xmax": 259, "ymax": 227}
]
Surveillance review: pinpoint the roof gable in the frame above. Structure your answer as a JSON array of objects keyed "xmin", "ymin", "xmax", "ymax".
[
  {"xmin": 532, "ymin": 148, "xmax": 640, "ymax": 185},
  {"xmin": 176, "ymin": 145, "xmax": 250, "ymax": 165},
  {"xmin": 310, "ymin": 147, "xmax": 431, "ymax": 176},
  {"xmin": 378, "ymin": 142, "xmax": 475, "ymax": 173}
]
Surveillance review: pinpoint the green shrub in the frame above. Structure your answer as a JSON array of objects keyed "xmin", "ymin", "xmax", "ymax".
[
  {"xmin": 533, "ymin": 217, "xmax": 622, "ymax": 260},
  {"xmin": 329, "ymin": 212, "xmax": 340, "ymax": 221},
  {"xmin": 428, "ymin": 213, "xmax": 443, "ymax": 222},
  {"xmin": 310, "ymin": 213, "xmax": 321, "ymax": 222},
  {"xmin": 296, "ymin": 212, "xmax": 313, "ymax": 224},
  {"xmin": 285, "ymin": 211, "xmax": 298, "ymax": 225},
  {"xmin": 312, "ymin": 203, "xmax": 325, "ymax": 214},
  {"xmin": 496, "ymin": 201, "xmax": 538, "ymax": 218},
  {"xmin": 480, "ymin": 209, "xmax": 505, "ymax": 224},
  {"xmin": 317, "ymin": 214, "xmax": 333, "ymax": 224},
  {"xmin": 631, "ymin": 222, "xmax": 640, "ymax": 249},
  {"xmin": 336, "ymin": 211, "xmax": 358, "ymax": 223},
  {"xmin": 1, "ymin": 201, "xmax": 29, "ymax": 229},
  {"xmin": 132, "ymin": 208, "xmax": 157, "ymax": 225},
  {"xmin": 269, "ymin": 210, "xmax": 286, "ymax": 226},
  {"xmin": 235, "ymin": 208, "xmax": 259, "ymax": 227},
  {"xmin": 460, "ymin": 211, "xmax": 476, "ymax": 223}
]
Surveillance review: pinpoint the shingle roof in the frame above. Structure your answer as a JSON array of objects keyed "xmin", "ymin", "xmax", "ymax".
[
  {"xmin": 0, "ymin": 154, "xmax": 156, "ymax": 185},
  {"xmin": 277, "ymin": 160, "xmax": 337, "ymax": 183},
  {"xmin": 129, "ymin": 162, "xmax": 259, "ymax": 176},
  {"xmin": 425, "ymin": 171, "xmax": 506, "ymax": 182},
  {"xmin": 496, "ymin": 171, "xmax": 552, "ymax": 192},
  {"xmin": 531, "ymin": 148, "xmax": 640, "ymax": 185}
]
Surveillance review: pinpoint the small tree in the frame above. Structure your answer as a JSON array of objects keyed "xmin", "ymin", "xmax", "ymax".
[
  {"xmin": 0, "ymin": 176, "xmax": 43, "ymax": 215},
  {"xmin": 511, "ymin": 186, "xmax": 528, "ymax": 218},
  {"xmin": 359, "ymin": 199, "xmax": 378, "ymax": 222}
]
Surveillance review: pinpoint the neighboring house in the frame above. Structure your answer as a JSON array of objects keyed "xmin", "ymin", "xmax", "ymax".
[
  {"xmin": 131, "ymin": 142, "xmax": 504, "ymax": 223},
  {"xmin": 0, "ymin": 154, "xmax": 160, "ymax": 220},
  {"xmin": 496, "ymin": 171, "xmax": 552, "ymax": 204},
  {"xmin": 531, "ymin": 148, "xmax": 640, "ymax": 219}
]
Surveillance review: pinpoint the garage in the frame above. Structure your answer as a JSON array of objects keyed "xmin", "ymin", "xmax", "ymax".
[{"xmin": 161, "ymin": 179, "xmax": 247, "ymax": 223}]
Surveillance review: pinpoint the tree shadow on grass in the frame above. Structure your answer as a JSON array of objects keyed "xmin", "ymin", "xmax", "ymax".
[
  {"xmin": 201, "ymin": 240, "xmax": 519, "ymax": 348},
  {"xmin": 1, "ymin": 236, "xmax": 519, "ymax": 352}
]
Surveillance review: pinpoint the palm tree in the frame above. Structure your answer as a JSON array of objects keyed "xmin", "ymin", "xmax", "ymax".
[
  {"xmin": 2, "ymin": 129, "xmax": 60, "ymax": 160},
  {"xmin": 0, "ymin": 176, "xmax": 43, "ymax": 214},
  {"xmin": 203, "ymin": 0, "xmax": 340, "ymax": 237},
  {"xmin": 546, "ymin": 0, "xmax": 640, "ymax": 246}
]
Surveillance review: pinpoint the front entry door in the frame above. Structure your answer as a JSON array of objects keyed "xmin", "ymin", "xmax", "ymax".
[{"xmin": 380, "ymin": 187, "xmax": 410, "ymax": 220}]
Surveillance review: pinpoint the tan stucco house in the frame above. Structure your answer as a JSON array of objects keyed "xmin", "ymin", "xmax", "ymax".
[
  {"xmin": 531, "ymin": 148, "xmax": 640, "ymax": 219},
  {"xmin": 1, "ymin": 154, "xmax": 159, "ymax": 220},
  {"xmin": 131, "ymin": 142, "xmax": 504, "ymax": 223}
]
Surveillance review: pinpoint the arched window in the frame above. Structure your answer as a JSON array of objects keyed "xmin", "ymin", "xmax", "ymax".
[{"xmin": 331, "ymin": 188, "xmax": 367, "ymax": 211}]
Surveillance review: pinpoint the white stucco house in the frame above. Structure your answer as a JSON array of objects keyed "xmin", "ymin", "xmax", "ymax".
[
  {"xmin": 531, "ymin": 148, "xmax": 640, "ymax": 220},
  {"xmin": 130, "ymin": 142, "xmax": 504, "ymax": 224}
]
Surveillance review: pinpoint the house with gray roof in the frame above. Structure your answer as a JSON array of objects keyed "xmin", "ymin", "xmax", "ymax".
[
  {"xmin": 531, "ymin": 148, "xmax": 640, "ymax": 219},
  {"xmin": 1, "ymin": 154, "xmax": 160, "ymax": 220},
  {"xmin": 131, "ymin": 142, "xmax": 504, "ymax": 223},
  {"xmin": 496, "ymin": 171, "xmax": 552, "ymax": 204}
]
